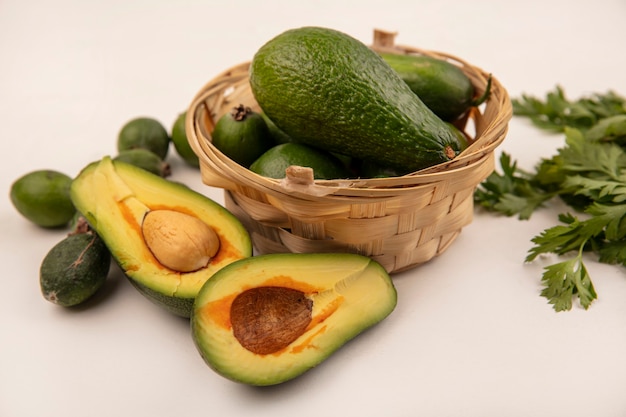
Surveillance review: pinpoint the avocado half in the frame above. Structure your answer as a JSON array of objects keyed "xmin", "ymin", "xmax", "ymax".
[
  {"xmin": 191, "ymin": 253, "xmax": 397, "ymax": 386},
  {"xmin": 70, "ymin": 156, "xmax": 252, "ymax": 317}
]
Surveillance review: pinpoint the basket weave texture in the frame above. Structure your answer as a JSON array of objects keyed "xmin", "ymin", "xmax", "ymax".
[{"xmin": 186, "ymin": 29, "xmax": 512, "ymax": 273}]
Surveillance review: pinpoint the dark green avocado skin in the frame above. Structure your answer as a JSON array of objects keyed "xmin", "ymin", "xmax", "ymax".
[
  {"xmin": 380, "ymin": 52, "xmax": 474, "ymax": 122},
  {"xmin": 249, "ymin": 26, "xmax": 467, "ymax": 172}
]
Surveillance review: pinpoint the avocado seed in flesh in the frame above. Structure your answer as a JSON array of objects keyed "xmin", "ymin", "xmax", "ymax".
[{"xmin": 142, "ymin": 209, "xmax": 220, "ymax": 272}]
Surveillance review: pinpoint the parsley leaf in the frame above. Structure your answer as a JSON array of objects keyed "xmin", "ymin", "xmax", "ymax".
[
  {"xmin": 512, "ymin": 86, "xmax": 626, "ymax": 132},
  {"xmin": 526, "ymin": 213, "xmax": 595, "ymax": 262},
  {"xmin": 477, "ymin": 86, "xmax": 626, "ymax": 311},
  {"xmin": 594, "ymin": 239, "xmax": 626, "ymax": 266},
  {"xmin": 475, "ymin": 153, "xmax": 556, "ymax": 219},
  {"xmin": 565, "ymin": 176, "xmax": 626, "ymax": 203},
  {"xmin": 525, "ymin": 213, "xmax": 601, "ymax": 310},
  {"xmin": 539, "ymin": 256, "xmax": 596, "ymax": 311},
  {"xmin": 557, "ymin": 127, "xmax": 626, "ymax": 179},
  {"xmin": 585, "ymin": 203, "xmax": 626, "ymax": 241},
  {"xmin": 524, "ymin": 203, "xmax": 626, "ymax": 310},
  {"xmin": 586, "ymin": 114, "xmax": 626, "ymax": 144}
]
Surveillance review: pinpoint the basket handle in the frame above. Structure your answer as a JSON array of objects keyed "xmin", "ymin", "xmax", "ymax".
[{"xmin": 373, "ymin": 29, "xmax": 397, "ymax": 47}]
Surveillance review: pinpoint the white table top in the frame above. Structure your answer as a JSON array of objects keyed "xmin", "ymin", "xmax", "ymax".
[{"xmin": 3, "ymin": 1, "xmax": 626, "ymax": 416}]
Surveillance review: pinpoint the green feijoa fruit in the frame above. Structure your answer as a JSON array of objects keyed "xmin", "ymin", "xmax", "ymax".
[
  {"xmin": 40, "ymin": 231, "xmax": 111, "ymax": 307},
  {"xmin": 171, "ymin": 111, "xmax": 200, "ymax": 167},
  {"xmin": 211, "ymin": 104, "xmax": 274, "ymax": 167},
  {"xmin": 250, "ymin": 143, "xmax": 351, "ymax": 180},
  {"xmin": 117, "ymin": 117, "xmax": 171, "ymax": 160},
  {"xmin": 114, "ymin": 149, "xmax": 171, "ymax": 177},
  {"xmin": 10, "ymin": 170, "xmax": 76, "ymax": 228}
]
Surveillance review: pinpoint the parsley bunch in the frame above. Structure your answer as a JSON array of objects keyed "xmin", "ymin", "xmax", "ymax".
[{"xmin": 475, "ymin": 86, "xmax": 626, "ymax": 311}]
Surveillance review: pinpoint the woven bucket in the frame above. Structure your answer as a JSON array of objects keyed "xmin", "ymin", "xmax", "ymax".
[{"xmin": 185, "ymin": 29, "xmax": 512, "ymax": 274}]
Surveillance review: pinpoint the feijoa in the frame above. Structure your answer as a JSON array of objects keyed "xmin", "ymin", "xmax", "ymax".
[
  {"xmin": 171, "ymin": 111, "xmax": 200, "ymax": 167},
  {"xmin": 211, "ymin": 104, "xmax": 274, "ymax": 167},
  {"xmin": 114, "ymin": 149, "xmax": 171, "ymax": 177},
  {"xmin": 250, "ymin": 143, "xmax": 351, "ymax": 179},
  {"xmin": 117, "ymin": 117, "xmax": 170, "ymax": 160},
  {"xmin": 10, "ymin": 170, "xmax": 76, "ymax": 228},
  {"xmin": 40, "ymin": 230, "xmax": 111, "ymax": 307}
]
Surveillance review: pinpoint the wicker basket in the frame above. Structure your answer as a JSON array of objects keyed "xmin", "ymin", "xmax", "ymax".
[{"xmin": 185, "ymin": 29, "xmax": 512, "ymax": 274}]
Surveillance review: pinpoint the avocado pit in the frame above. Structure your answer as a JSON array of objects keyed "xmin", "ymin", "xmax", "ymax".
[
  {"xmin": 230, "ymin": 286, "xmax": 313, "ymax": 355},
  {"xmin": 142, "ymin": 209, "xmax": 220, "ymax": 272}
]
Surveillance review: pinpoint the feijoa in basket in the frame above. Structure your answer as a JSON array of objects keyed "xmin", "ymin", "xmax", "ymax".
[{"xmin": 185, "ymin": 28, "xmax": 512, "ymax": 273}]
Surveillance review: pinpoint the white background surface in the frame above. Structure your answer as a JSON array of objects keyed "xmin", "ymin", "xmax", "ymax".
[{"xmin": 2, "ymin": 1, "xmax": 626, "ymax": 416}]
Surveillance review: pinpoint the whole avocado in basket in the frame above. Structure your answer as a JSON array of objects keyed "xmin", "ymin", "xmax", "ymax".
[
  {"xmin": 248, "ymin": 26, "xmax": 468, "ymax": 173},
  {"xmin": 379, "ymin": 52, "xmax": 486, "ymax": 122}
]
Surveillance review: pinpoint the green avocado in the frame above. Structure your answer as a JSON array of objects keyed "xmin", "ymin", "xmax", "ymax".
[
  {"xmin": 358, "ymin": 160, "xmax": 406, "ymax": 178},
  {"xmin": 261, "ymin": 112, "xmax": 295, "ymax": 145},
  {"xmin": 191, "ymin": 253, "xmax": 397, "ymax": 386},
  {"xmin": 249, "ymin": 26, "xmax": 467, "ymax": 173},
  {"xmin": 70, "ymin": 156, "xmax": 252, "ymax": 317},
  {"xmin": 379, "ymin": 52, "xmax": 475, "ymax": 121}
]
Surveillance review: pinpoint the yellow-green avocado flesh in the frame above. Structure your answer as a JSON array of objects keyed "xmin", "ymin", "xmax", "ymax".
[
  {"xmin": 191, "ymin": 253, "xmax": 397, "ymax": 386},
  {"xmin": 70, "ymin": 156, "xmax": 252, "ymax": 317}
]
